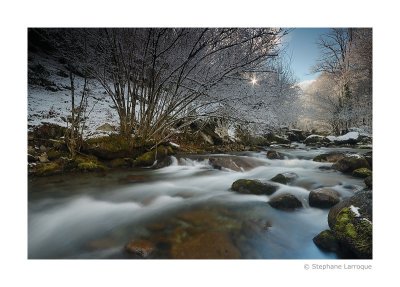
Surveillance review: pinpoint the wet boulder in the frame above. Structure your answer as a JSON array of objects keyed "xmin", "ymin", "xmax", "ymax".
[
  {"xmin": 363, "ymin": 151, "xmax": 372, "ymax": 168},
  {"xmin": 268, "ymin": 193, "xmax": 302, "ymax": 210},
  {"xmin": 209, "ymin": 156, "xmax": 265, "ymax": 172},
  {"xmin": 313, "ymin": 230, "xmax": 340, "ymax": 253},
  {"xmin": 304, "ymin": 135, "xmax": 330, "ymax": 146},
  {"xmin": 313, "ymin": 152, "xmax": 347, "ymax": 163},
  {"xmin": 327, "ymin": 190, "xmax": 372, "ymax": 259},
  {"xmin": 364, "ymin": 176, "xmax": 372, "ymax": 189},
  {"xmin": 352, "ymin": 168, "xmax": 372, "ymax": 178},
  {"xmin": 270, "ymin": 172, "xmax": 298, "ymax": 185},
  {"xmin": 266, "ymin": 150, "xmax": 284, "ymax": 160},
  {"xmin": 134, "ymin": 145, "xmax": 175, "ymax": 167},
  {"xmin": 328, "ymin": 190, "xmax": 372, "ymax": 229},
  {"xmin": 309, "ymin": 188, "xmax": 340, "ymax": 208},
  {"xmin": 231, "ymin": 179, "xmax": 278, "ymax": 195},
  {"xmin": 331, "ymin": 207, "xmax": 372, "ymax": 259},
  {"xmin": 333, "ymin": 155, "xmax": 370, "ymax": 174}
]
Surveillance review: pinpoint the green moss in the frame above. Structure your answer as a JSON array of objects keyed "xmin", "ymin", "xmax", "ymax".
[
  {"xmin": 86, "ymin": 135, "xmax": 131, "ymax": 153},
  {"xmin": 74, "ymin": 155, "xmax": 107, "ymax": 172},
  {"xmin": 77, "ymin": 161, "xmax": 106, "ymax": 172},
  {"xmin": 134, "ymin": 145, "xmax": 175, "ymax": 167},
  {"xmin": 333, "ymin": 207, "xmax": 372, "ymax": 258},
  {"xmin": 35, "ymin": 162, "xmax": 61, "ymax": 176},
  {"xmin": 46, "ymin": 149, "xmax": 63, "ymax": 160},
  {"xmin": 352, "ymin": 168, "xmax": 372, "ymax": 178}
]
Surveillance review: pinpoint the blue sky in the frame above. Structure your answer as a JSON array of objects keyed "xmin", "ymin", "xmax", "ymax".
[{"xmin": 284, "ymin": 28, "xmax": 331, "ymax": 84}]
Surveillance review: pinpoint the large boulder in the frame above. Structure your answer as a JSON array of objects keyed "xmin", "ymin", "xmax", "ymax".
[
  {"xmin": 309, "ymin": 188, "xmax": 340, "ymax": 208},
  {"xmin": 313, "ymin": 230, "xmax": 340, "ymax": 252},
  {"xmin": 363, "ymin": 151, "xmax": 372, "ymax": 168},
  {"xmin": 266, "ymin": 150, "xmax": 284, "ymax": 160},
  {"xmin": 304, "ymin": 135, "xmax": 330, "ymax": 146},
  {"xmin": 328, "ymin": 190, "xmax": 372, "ymax": 229},
  {"xmin": 134, "ymin": 145, "xmax": 175, "ymax": 167},
  {"xmin": 352, "ymin": 168, "xmax": 372, "ymax": 178},
  {"xmin": 325, "ymin": 190, "xmax": 372, "ymax": 259},
  {"xmin": 327, "ymin": 132, "xmax": 361, "ymax": 145},
  {"xmin": 332, "ymin": 155, "xmax": 370, "ymax": 174},
  {"xmin": 313, "ymin": 152, "xmax": 347, "ymax": 163},
  {"xmin": 268, "ymin": 193, "xmax": 302, "ymax": 210},
  {"xmin": 231, "ymin": 179, "xmax": 278, "ymax": 195},
  {"xmin": 364, "ymin": 176, "xmax": 372, "ymax": 189},
  {"xmin": 208, "ymin": 156, "xmax": 265, "ymax": 172},
  {"xmin": 270, "ymin": 172, "xmax": 298, "ymax": 185},
  {"xmin": 286, "ymin": 129, "xmax": 306, "ymax": 142},
  {"xmin": 331, "ymin": 206, "xmax": 372, "ymax": 259}
]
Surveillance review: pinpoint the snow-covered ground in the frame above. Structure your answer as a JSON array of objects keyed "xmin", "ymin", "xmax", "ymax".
[{"xmin": 28, "ymin": 55, "xmax": 119, "ymax": 138}]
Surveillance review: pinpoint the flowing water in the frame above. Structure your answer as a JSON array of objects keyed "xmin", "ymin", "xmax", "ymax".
[{"xmin": 28, "ymin": 146, "xmax": 369, "ymax": 259}]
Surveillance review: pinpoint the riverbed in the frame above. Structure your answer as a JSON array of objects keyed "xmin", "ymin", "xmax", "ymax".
[{"xmin": 28, "ymin": 146, "xmax": 369, "ymax": 259}]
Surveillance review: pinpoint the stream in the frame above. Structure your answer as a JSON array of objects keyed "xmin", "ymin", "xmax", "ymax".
[{"xmin": 28, "ymin": 145, "xmax": 369, "ymax": 259}]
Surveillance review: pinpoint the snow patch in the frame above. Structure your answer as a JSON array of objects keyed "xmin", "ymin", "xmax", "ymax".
[
  {"xmin": 350, "ymin": 205, "xmax": 361, "ymax": 217},
  {"xmin": 169, "ymin": 142, "xmax": 180, "ymax": 148}
]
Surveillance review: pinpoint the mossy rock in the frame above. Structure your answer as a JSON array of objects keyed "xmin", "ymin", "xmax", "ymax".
[
  {"xmin": 74, "ymin": 155, "xmax": 107, "ymax": 172},
  {"xmin": 352, "ymin": 168, "xmax": 372, "ymax": 178},
  {"xmin": 313, "ymin": 230, "xmax": 340, "ymax": 252},
  {"xmin": 268, "ymin": 193, "xmax": 302, "ymax": 210},
  {"xmin": 333, "ymin": 156, "xmax": 370, "ymax": 174},
  {"xmin": 85, "ymin": 135, "xmax": 132, "ymax": 160},
  {"xmin": 270, "ymin": 172, "xmax": 298, "ymax": 184},
  {"xmin": 313, "ymin": 152, "xmax": 346, "ymax": 163},
  {"xmin": 266, "ymin": 150, "xmax": 284, "ymax": 160},
  {"xmin": 332, "ymin": 207, "xmax": 372, "ymax": 259},
  {"xmin": 46, "ymin": 149, "xmax": 63, "ymax": 161},
  {"xmin": 33, "ymin": 161, "xmax": 62, "ymax": 176},
  {"xmin": 231, "ymin": 179, "xmax": 278, "ymax": 195},
  {"xmin": 328, "ymin": 190, "xmax": 372, "ymax": 229},
  {"xmin": 134, "ymin": 145, "xmax": 174, "ymax": 167},
  {"xmin": 364, "ymin": 176, "xmax": 372, "ymax": 189}
]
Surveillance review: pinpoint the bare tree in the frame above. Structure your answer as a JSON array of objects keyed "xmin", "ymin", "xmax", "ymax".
[{"xmin": 82, "ymin": 28, "xmax": 286, "ymax": 145}]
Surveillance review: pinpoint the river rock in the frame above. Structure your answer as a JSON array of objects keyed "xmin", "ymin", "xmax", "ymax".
[
  {"xmin": 327, "ymin": 190, "xmax": 372, "ymax": 258},
  {"xmin": 304, "ymin": 135, "xmax": 330, "ymax": 146},
  {"xmin": 134, "ymin": 145, "xmax": 175, "ymax": 167},
  {"xmin": 270, "ymin": 172, "xmax": 298, "ymax": 184},
  {"xmin": 125, "ymin": 239, "xmax": 155, "ymax": 258},
  {"xmin": 287, "ymin": 129, "xmax": 306, "ymax": 142},
  {"xmin": 266, "ymin": 150, "xmax": 284, "ymax": 160},
  {"xmin": 313, "ymin": 152, "xmax": 347, "ymax": 163},
  {"xmin": 332, "ymin": 154, "xmax": 370, "ymax": 174},
  {"xmin": 268, "ymin": 193, "xmax": 302, "ymax": 210},
  {"xmin": 231, "ymin": 179, "xmax": 278, "ymax": 195},
  {"xmin": 363, "ymin": 151, "xmax": 372, "ymax": 168},
  {"xmin": 352, "ymin": 168, "xmax": 372, "ymax": 178},
  {"xmin": 208, "ymin": 156, "xmax": 264, "ymax": 172},
  {"xmin": 313, "ymin": 230, "xmax": 340, "ymax": 252},
  {"xmin": 309, "ymin": 188, "xmax": 340, "ymax": 208},
  {"xmin": 328, "ymin": 190, "xmax": 372, "ymax": 229},
  {"xmin": 364, "ymin": 176, "xmax": 372, "ymax": 189}
]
